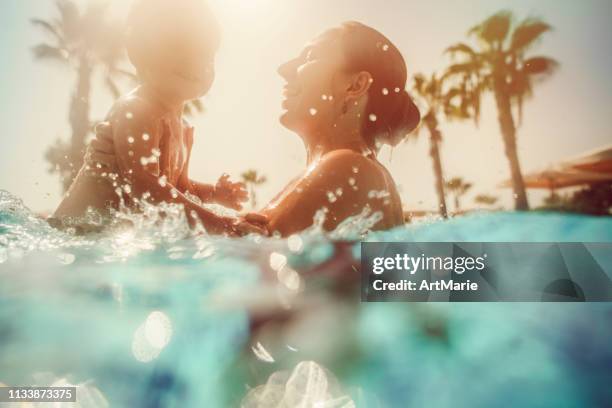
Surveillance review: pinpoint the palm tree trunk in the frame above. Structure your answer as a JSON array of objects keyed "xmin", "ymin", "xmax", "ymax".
[
  {"xmin": 426, "ymin": 122, "xmax": 448, "ymax": 218},
  {"xmin": 492, "ymin": 76, "xmax": 529, "ymax": 210},
  {"xmin": 65, "ymin": 56, "xmax": 92, "ymax": 191},
  {"xmin": 454, "ymin": 195, "xmax": 460, "ymax": 212},
  {"xmin": 250, "ymin": 185, "xmax": 257, "ymax": 209}
]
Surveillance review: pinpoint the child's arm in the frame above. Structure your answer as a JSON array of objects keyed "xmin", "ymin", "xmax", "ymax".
[
  {"xmin": 176, "ymin": 131, "xmax": 248, "ymax": 210},
  {"xmin": 187, "ymin": 176, "xmax": 248, "ymax": 210},
  {"xmin": 108, "ymin": 98, "xmax": 239, "ymax": 234}
]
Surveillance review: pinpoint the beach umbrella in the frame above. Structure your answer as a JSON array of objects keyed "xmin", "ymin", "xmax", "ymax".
[
  {"xmin": 498, "ymin": 167, "xmax": 612, "ymax": 190},
  {"xmin": 559, "ymin": 144, "xmax": 612, "ymax": 174}
]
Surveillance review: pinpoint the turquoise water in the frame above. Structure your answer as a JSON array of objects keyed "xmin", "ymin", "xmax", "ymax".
[{"xmin": 1, "ymin": 190, "xmax": 611, "ymax": 407}]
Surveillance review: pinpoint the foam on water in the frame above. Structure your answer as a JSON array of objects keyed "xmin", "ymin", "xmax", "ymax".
[{"xmin": 1, "ymin": 189, "xmax": 612, "ymax": 407}]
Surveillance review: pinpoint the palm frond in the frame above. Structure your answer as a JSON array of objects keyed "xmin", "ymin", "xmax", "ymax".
[
  {"xmin": 413, "ymin": 73, "xmax": 426, "ymax": 96},
  {"xmin": 445, "ymin": 42, "xmax": 477, "ymax": 58},
  {"xmin": 30, "ymin": 18, "xmax": 63, "ymax": 44},
  {"xmin": 56, "ymin": 0, "xmax": 81, "ymax": 42},
  {"xmin": 511, "ymin": 19, "xmax": 552, "ymax": 53},
  {"xmin": 523, "ymin": 56, "xmax": 558, "ymax": 76},
  {"xmin": 470, "ymin": 11, "xmax": 513, "ymax": 46},
  {"xmin": 31, "ymin": 44, "xmax": 69, "ymax": 62},
  {"xmin": 443, "ymin": 61, "xmax": 482, "ymax": 81}
]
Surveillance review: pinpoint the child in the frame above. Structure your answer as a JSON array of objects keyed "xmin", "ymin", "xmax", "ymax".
[{"xmin": 53, "ymin": 0, "xmax": 259, "ymax": 235}]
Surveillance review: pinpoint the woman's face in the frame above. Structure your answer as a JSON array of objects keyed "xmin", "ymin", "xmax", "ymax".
[{"xmin": 278, "ymin": 29, "xmax": 348, "ymax": 134}]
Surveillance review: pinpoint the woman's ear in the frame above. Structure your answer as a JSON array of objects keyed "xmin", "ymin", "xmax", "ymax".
[{"xmin": 345, "ymin": 71, "xmax": 373, "ymax": 100}]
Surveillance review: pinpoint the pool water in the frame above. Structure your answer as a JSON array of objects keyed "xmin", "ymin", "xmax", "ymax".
[{"xmin": 1, "ymin": 190, "xmax": 611, "ymax": 407}]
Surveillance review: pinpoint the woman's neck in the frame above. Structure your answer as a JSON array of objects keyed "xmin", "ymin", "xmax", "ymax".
[{"xmin": 303, "ymin": 124, "xmax": 372, "ymax": 165}]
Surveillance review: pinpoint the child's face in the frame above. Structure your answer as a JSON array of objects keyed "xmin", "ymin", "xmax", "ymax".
[{"xmin": 144, "ymin": 37, "xmax": 217, "ymax": 102}]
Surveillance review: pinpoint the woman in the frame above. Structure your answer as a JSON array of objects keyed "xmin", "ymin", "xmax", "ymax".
[{"xmin": 255, "ymin": 21, "xmax": 420, "ymax": 236}]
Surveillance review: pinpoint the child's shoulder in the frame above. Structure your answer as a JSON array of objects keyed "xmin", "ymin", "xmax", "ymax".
[{"xmin": 106, "ymin": 91, "xmax": 163, "ymax": 126}]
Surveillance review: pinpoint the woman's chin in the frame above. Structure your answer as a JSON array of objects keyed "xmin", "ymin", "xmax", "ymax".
[{"xmin": 279, "ymin": 110, "xmax": 292, "ymax": 128}]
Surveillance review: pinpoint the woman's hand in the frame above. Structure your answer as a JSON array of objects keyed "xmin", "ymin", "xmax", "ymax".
[
  {"xmin": 84, "ymin": 122, "xmax": 118, "ymax": 175},
  {"xmin": 213, "ymin": 174, "xmax": 248, "ymax": 210},
  {"xmin": 232, "ymin": 213, "xmax": 269, "ymax": 236}
]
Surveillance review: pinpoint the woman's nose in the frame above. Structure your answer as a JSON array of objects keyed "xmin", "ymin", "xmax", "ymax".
[{"xmin": 277, "ymin": 59, "xmax": 297, "ymax": 80}]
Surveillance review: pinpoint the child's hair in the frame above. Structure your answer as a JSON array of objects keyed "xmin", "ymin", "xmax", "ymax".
[{"xmin": 126, "ymin": 0, "xmax": 220, "ymax": 74}]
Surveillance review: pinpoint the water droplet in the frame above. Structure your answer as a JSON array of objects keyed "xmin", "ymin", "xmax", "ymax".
[
  {"xmin": 269, "ymin": 252, "xmax": 287, "ymax": 271},
  {"xmin": 394, "ymin": 87, "xmax": 401, "ymax": 93},
  {"xmin": 369, "ymin": 114, "xmax": 377, "ymax": 122},
  {"xmin": 252, "ymin": 342, "xmax": 275, "ymax": 363},
  {"xmin": 128, "ymin": 151, "xmax": 134, "ymax": 157},
  {"xmin": 126, "ymin": 112, "xmax": 133, "ymax": 119},
  {"xmin": 151, "ymin": 148, "xmax": 161, "ymax": 157},
  {"xmin": 352, "ymin": 166, "xmax": 359, "ymax": 174},
  {"xmin": 142, "ymin": 133, "xmax": 150, "ymax": 141},
  {"xmin": 140, "ymin": 157, "xmax": 148, "ymax": 166},
  {"xmin": 321, "ymin": 94, "xmax": 328, "ymax": 100},
  {"xmin": 382, "ymin": 44, "xmax": 389, "ymax": 51},
  {"xmin": 287, "ymin": 235, "xmax": 303, "ymax": 252},
  {"xmin": 327, "ymin": 191, "xmax": 337, "ymax": 203},
  {"xmin": 335, "ymin": 187, "xmax": 343, "ymax": 196},
  {"xmin": 127, "ymin": 136, "xmax": 135, "ymax": 144},
  {"xmin": 382, "ymin": 88, "xmax": 389, "ymax": 95},
  {"xmin": 348, "ymin": 177, "xmax": 356, "ymax": 186},
  {"xmin": 277, "ymin": 265, "xmax": 301, "ymax": 292},
  {"xmin": 132, "ymin": 311, "xmax": 172, "ymax": 363},
  {"xmin": 57, "ymin": 253, "xmax": 76, "ymax": 265},
  {"xmin": 145, "ymin": 311, "xmax": 172, "ymax": 349},
  {"xmin": 170, "ymin": 188, "xmax": 178, "ymax": 198},
  {"xmin": 309, "ymin": 108, "xmax": 318, "ymax": 116},
  {"xmin": 123, "ymin": 185, "xmax": 132, "ymax": 194}
]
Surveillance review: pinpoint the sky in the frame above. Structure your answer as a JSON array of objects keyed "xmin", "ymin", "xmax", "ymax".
[{"xmin": 0, "ymin": 0, "xmax": 611, "ymax": 214}]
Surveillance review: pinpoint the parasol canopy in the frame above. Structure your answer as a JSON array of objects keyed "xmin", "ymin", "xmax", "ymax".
[
  {"xmin": 511, "ymin": 168, "xmax": 612, "ymax": 190},
  {"xmin": 558, "ymin": 144, "xmax": 612, "ymax": 174}
]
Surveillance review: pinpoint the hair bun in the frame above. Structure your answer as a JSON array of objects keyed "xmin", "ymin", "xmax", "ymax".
[{"xmin": 378, "ymin": 90, "xmax": 420, "ymax": 147}]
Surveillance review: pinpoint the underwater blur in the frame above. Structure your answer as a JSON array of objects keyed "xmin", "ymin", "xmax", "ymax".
[{"xmin": 1, "ymin": 189, "xmax": 611, "ymax": 407}]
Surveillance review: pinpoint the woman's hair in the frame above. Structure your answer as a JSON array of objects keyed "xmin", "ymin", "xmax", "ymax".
[
  {"xmin": 339, "ymin": 21, "xmax": 420, "ymax": 148},
  {"xmin": 126, "ymin": 0, "xmax": 220, "ymax": 74}
]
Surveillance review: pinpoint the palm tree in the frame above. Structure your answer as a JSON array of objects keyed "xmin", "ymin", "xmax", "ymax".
[
  {"xmin": 241, "ymin": 170, "xmax": 267, "ymax": 209},
  {"xmin": 444, "ymin": 11, "xmax": 558, "ymax": 210},
  {"xmin": 412, "ymin": 72, "xmax": 472, "ymax": 219},
  {"xmin": 32, "ymin": 0, "xmax": 132, "ymax": 192},
  {"xmin": 445, "ymin": 177, "xmax": 472, "ymax": 213},
  {"xmin": 474, "ymin": 194, "xmax": 499, "ymax": 207}
]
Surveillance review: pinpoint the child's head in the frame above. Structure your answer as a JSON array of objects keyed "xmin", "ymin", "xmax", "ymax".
[{"xmin": 127, "ymin": 0, "xmax": 220, "ymax": 100}]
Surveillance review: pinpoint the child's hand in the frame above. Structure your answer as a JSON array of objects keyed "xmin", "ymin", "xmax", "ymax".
[{"xmin": 214, "ymin": 174, "xmax": 248, "ymax": 210}]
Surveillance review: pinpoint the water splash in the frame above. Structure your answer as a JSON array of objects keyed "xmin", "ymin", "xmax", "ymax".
[{"xmin": 241, "ymin": 361, "xmax": 355, "ymax": 407}]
